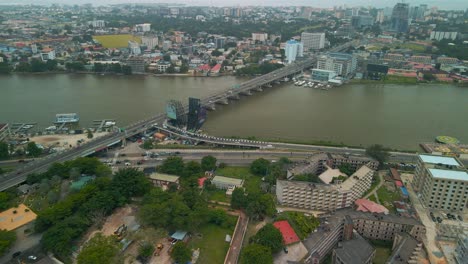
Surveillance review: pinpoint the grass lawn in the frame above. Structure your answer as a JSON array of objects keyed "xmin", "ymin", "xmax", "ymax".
[
  {"xmin": 400, "ymin": 43, "xmax": 426, "ymax": 52},
  {"xmin": 385, "ymin": 75, "xmax": 418, "ymax": 84},
  {"xmin": 368, "ymin": 194, "xmax": 378, "ymax": 203},
  {"xmin": 188, "ymin": 217, "xmax": 237, "ymax": 264},
  {"xmin": 93, "ymin": 34, "xmax": 142, "ymax": 48},
  {"xmin": 376, "ymin": 185, "xmax": 401, "ymax": 212},
  {"xmin": 363, "ymin": 173, "xmax": 381, "ymax": 197},
  {"xmin": 215, "ymin": 166, "xmax": 261, "ymax": 193},
  {"xmin": 208, "ymin": 189, "xmax": 231, "ymax": 203},
  {"xmin": 369, "ymin": 240, "xmax": 392, "ymax": 264}
]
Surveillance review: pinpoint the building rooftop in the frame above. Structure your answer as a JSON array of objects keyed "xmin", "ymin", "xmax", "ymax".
[
  {"xmin": 318, "ymin": 166, "xmax": 347, "ymax": 184},
  {"xmin": 428, "ymin": 168, "xmax": 468, "ymax": 181},
  {"xmin": 339, "ymin": 165, "xmax": 373, "ymax": 191},
  {"xmin": 419, "ymin": 154, "xmax": 461, "ymax": 166},
  {"xmin": 355, "ymin": 199, "xmax": 389, "ymax": 215},
  {"xmin": 212, "ymin": 176, "xmax": 243, "ymax": 186},
  {"xmin": 149, "ymin": 173, "xmax": 180, "ymax": 183},
  {"xmin": 274, "ymin": 220, "xmax": 300, "ymax": 245},
  {"xmin": 0, "ymin": 204, "xmax": 37, "ymax": 231},
  {"xmin": 334, "ymin": 232, "xmax": 375, "ymax": 264},
  {"xmin": 386, "ymin": 233, "xmax": 421, "ymax": 264}
]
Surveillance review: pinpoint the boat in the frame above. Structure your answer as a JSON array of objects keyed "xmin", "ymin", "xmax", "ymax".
[
  {"xmin": 23, "ymin": 125, "xmax": 34, "ymax": 129},
  {"xmin": 104, "ymin": 121, "xmax": 116, "ymax": 127},
  {"xmin": 55, "ymin": 113, "xmax": 79, "ymax": 123},
  {"xmin": 46, "ymin": 126, "xmax": 57, "ymax": 131}
]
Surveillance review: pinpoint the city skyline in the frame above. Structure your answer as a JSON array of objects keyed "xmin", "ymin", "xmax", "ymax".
[{"xmin": 1, "ymin": 0, "xmax": 468, "ymax": 10}]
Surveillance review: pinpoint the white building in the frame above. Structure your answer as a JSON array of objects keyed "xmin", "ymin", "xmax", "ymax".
[
  {"xmin": 162, "ymin": 40, "xmax": 172, "ymax": 51},
  {"xmin": 40, "ymin": 49, "xmax": 56, "ymax": 61},
  {"xmin": 141, "ymin": 36, "xmax": 158, "ymax": 49},
  {"xmin": 301, "ymin": 32, "xmax": 325, "ymax": 50},
  {"xmin": 30, "ymin": 44, "xmax": 38, "ymax": 54},
  {"xmin": 212, "ymin": 176, "xmax": 244, "ymax": 190},
  {"xmin": 128, "ymin": 41, "xmax": 141, "ymax": 55},
  {"xmin": 91, "ymin": 20, "xmax": 105, "ymax": 28},
  {"xmin": 135, "ymin": 23, "xmax": 151, "ymax": 32},
  {"xmin": 376, "ymin": 10, "xmax": 385, "ymax": 23},
  {"xmin": 317, "ymin": 53, "xmax": 357, "ymax": 76},
  {"xmin": 430, "ymin": 31, "xmax": 458, "ymax": 41},
  {"xmin": 285, "ymin": 40, "xmax": 303, "ymax": 64},
  {"xmin": 252, "ymin": 32, "xmax": 268, "ymax": 42}
]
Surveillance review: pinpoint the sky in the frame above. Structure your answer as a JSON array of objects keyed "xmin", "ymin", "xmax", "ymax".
[{"xmin": 0, "ymin": 0, "xmax": 467, "ymax": 10}]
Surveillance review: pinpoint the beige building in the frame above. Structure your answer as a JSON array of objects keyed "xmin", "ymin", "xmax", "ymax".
[
  {"xmin": 301, "ymin": 32, "xmax": 325, "ymax": 50},
  {"xmin": 149, "ymin": 173, "xmax": 180, "ymax": 190},
  {"xmin": 277, "ymin": 165, "xmax": 375, "ymax": 211},
  {"xmin": 212, "ymin": 176, "xmax": 243, "ymax": 190},
  {"xmin": 412, "ymin": 154, "xmax": 468, "ymax": 212}
]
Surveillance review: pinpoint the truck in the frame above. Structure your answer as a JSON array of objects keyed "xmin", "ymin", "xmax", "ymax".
[
  {"xmin": 114, "ymin": 224, "xmax": 127, "ymax": 240},
  {"xmin": 154, "ymin": 243, "xmax": 164, "ymax": 256}
]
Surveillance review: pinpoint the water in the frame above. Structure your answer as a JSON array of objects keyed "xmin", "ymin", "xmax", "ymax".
[{"xmin": 1, "ymin": 74, "xmax": 467, "ymax": 150}]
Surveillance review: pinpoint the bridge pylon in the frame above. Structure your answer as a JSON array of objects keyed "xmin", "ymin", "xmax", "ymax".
[
  {"xmin": 240, "ymin": 90, "xmax": 252, "ymax": 96},
  {"xmin": 228, "ymin": 94, "xmax": 240, "ymax": 100},
  {"xmin": 215, "ymin": 98, "xmax": 229, "ymax": 105},
  {"xmin": 203, "ymin": 104, "xmax": 216, "ymax": 111},
  {"xmin": 253, "ymin": 87, "xmax": 263, "ymax": 92}
]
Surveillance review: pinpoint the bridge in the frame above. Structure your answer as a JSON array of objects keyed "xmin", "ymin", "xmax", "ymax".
[{"xmin": 0, "ymin": 41, "xmax": 365, "ymax": 191}]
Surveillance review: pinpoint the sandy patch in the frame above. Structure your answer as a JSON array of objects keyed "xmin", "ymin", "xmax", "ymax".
[{"xmin": 30, "ymin": 132, "xmax": 108, "ymax": 148}]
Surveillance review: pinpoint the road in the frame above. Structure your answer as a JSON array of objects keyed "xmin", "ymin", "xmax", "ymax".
[{"xmin": 224, "ymin": 211, "xmax": 248, "ymax": 264}]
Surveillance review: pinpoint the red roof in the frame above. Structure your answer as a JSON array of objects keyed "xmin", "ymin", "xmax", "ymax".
[
  {"xmin": 355, "ymin": 199, "xmax": 389, "ymax": 214},
  {"xmin": 198, "ymin": 64, "xmax": 211, "ymax": 71},
  {"xmin": 198, "ymin": 177, "xmax": 207, "ymax": 187},
  {"xmin": 211, "ymin": 64, "xmax": 221, "ymax": 72},
  {"xmin": 273, "ymin": 220, "xmax": 300, "ymax": 245},
  {"xmin": 390, "ymin": 168, "xmax": 401, "ymax": 181},
  {"xmin": 395, "ymin": 180, "xmax": 403, "ymax": 187}
]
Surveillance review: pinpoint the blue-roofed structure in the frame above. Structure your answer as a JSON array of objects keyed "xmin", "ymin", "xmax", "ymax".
[{"xmin": 419, "ymin": 154, "xmax": 461, "ymax": 166}]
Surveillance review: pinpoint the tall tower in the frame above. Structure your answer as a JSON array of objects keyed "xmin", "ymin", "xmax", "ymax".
[{"xmin": 391, "ymin": 3, "xmax": 409, "ymax": 33}]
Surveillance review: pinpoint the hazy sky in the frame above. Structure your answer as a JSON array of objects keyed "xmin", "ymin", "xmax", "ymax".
[{"xmin": 0, "ymin": 0, "xmax": 467, "ymax": 10}]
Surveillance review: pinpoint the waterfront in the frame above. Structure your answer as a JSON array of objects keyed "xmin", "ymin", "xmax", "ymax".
[{"xmin": 1, "ymin": 74, "xmax": 467, "ymax": 150}]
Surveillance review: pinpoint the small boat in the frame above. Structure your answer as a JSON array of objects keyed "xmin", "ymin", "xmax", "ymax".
[
  {"xmin": 46, "ymin": 126, "xmax": 57, "ymax": 131},
  {"xmin": 23, "ymin": 125, "xmax": 34, "ymax": 129},
  {"xmin": 55, "ymin": 113, "xmax": 79, "ymax": 123}
]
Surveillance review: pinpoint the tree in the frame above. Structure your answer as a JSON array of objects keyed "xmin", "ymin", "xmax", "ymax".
[
  {"xmin": 26, "ymin": 142, "xmax": 42, "ymax": 157},
  {"xmin": 138, "ymin": 242, "xmax": 154, "ymax": 263},
  {"xmin": 163, "ymin": 54, "xmax": 171, "ymax": 62},
  {"xmin": 231, "ymin": 188, "xmax": 247, "ymax": 209},
  {"xmin": 250, "ymin": 158, "xmax": 270, "ymax": 175},
  {"xmin": 338, "ymin": 163, "xmax": 354, "ymax": 176},
  {"xmin": 0, "ymin": 142, "xmax": 9, "ymax": 160},
  {"xmin": 250, "ymin": 224, "xmax": 284, "ymax": 253},
  {"xmin": 158, "ymin": 156, "xmax": 185, "ymax": 176},
  {"xmin": 241, "ymin": 243, "xmax": 272, "ymax": 264},
  {"xmin": 122, "ymin": 65, "xmax": 132, "ymax": 75},
  {"xmin": 365, "ymin": 144, "xmax": 389, "ymax": 167},
  {"xmin": 111, "ymin": 168, "xmax": 151, "ymax": 202},
  {"xmin": 0, "ymin": 192, "xmax": 12, "ymax": 211},
  {"xmin": 0, "ymin": 229, "xmax": 17, "ymax": 256},
  {"xmin": 183, "ymin": 161, "xmax": 202, "ymax": 178},
  {"xmin": 211, "ymin": 50, "xmax": 222, "ymax": 56},
  {"xmin": 77, "ymin": 233, "xmax": 120, "ymax": 264},
  {"xmin": 423, "ymin": 73, "xmax": 436, "ymax": 81},
  {"xmin": 201, "ymin": 155, "xmax": 217, "ymax": 171},
  {"xmin": 170, "ymin": 242, "xmax": 191, "ymax": 264},
  {"xmin": 87, "ymin": 130, "xmax": 93, "ymax": 139}
]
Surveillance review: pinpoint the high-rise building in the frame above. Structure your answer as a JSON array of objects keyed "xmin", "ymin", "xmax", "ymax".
[
  {"xmin": 351, "ymin": 16, "xmax": 374, "ymax": 28},
  {"xmin": 317, "ymin": 52, "xmax": 357, "ymax": 76},
  {"xmin": 215, "ymin": 37, "xmax": 225, "ymax": 49},
  {"xmin": 135, "ymin": 23, "xmax": 151, "ymax": 32},
  {"xmin": 391, "ymin": 3, "xmax": 409, "ymax": 33},
  {"xmin": 376, "ymin": 10, "xmax": 385, "ymax": 23},
  {"xmin": 284, "ymin": 40, "xmax": 303, "ymax": 64},
  {"xmin": 141, "ymin": 36, "xmax": 158, "ymax": 50},
  {"xmin": 128, "ymin": 41, "xmax": 141, "ymax": 55},
  {"xmin": 162, "ymin": 40, "xmax": 172, "ymax": 51},
  {"xmin": 91, "ymin": 20, "xmax": 105, "ymax": 28},
  {"xmin": 412, "ymin": 154, "xmax": 468, "ymax": 212},
  {"xmin": 301, "ymin": 32, "xmax": 325, "ymax": 51}
]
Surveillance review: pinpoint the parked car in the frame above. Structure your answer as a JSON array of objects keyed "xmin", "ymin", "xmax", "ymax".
[{"xmin": 457, "ymin": 215, "xmax": 463, "ymax": 221}]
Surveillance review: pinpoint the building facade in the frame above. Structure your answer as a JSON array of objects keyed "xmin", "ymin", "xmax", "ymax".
[
  {"xmin": 128, "ymin": 41, "xmax": 141, "ymax": 55},
  {"xmin": 412, "ymin": 154, "xmax": 468, "ymax": 212},
  {"xmin": 125, "ymin": 57, "xmax": 145, "ymax": 73},
  {"xmin": 252, "ymin": 32, "xmax": 268, "ymax": 42},
  {"xmin": 317, "ymin": 53, "xmax": 357, "ymax": 77},
  {"xmin": 277, "ymin": 165, "xmax": 375, "ymax": 211},
  {"xmin": 212, "ymin": 176, "xmax": 243, "ymax": 190},
  {"xmin": 301, "ymin": 32, "xmax": 325, "ymax": 51},
  {"xmin": 454, "ymin": 232, "xmax": 468, "ymax": 264},
  {"xmin": 311, "ymin": 69, "xmax": 337, "ymax": 82},
  {"xmin": 141, "ymin": 36, "xmax": 158, "ymax": 49},
  {"xmin": 285, "ymin": 40, "xmax": 303, "ymax": 64},
  {"xmin": 391, "ymin": 3, "xmax": 409, "ymax": 33},
  {"xmin": 136, "ymin": 23, "xmax": 151, "ymax": 32}
]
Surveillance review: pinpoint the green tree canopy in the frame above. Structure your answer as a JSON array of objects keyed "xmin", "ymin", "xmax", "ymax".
[
  {"xmin": 201, "ymin": 155, "xmax": 217, "ymax": 171},
  {"xmin": 77, "ymin": 233, "xmax": 120, "ymax": 264},
  {"xmin": 0, "ymin": 142, "xmax": 9, "ymax": 160},
  {"xmin": 158, "ymin": 156, "xmax": 185, "ymax": 176},
  {"xmin": 170, "ymin": 242, "xmax": 191, "ymax": 263},
  {"xmin": 365, "ymin": 144, "xmax": 389, "ymax": 167},
  {"xmin": 250, "ymin": 223, "xmax": 284, "ymax": 253},
  {"xmin": 231, "ymin": 188, "xmax": 247, "ymax": 209},
  {"xmin": 0, "ymin": 229, "xmax": 16, "ymax": 256},
  {"xmin": 250, "ymin": 158, "xmax": 270, "ymax": 175},
  {"xmin": 241, "ymin": 243, "xmax": 272, "ymax": 264},
  {"xmin": 26, "ymin": 142, "xmax": 42, "ymax": 157}
]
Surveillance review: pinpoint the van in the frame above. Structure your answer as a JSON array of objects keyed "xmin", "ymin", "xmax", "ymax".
[{"xmin": 125, "ymin": 162, "xmax": 131, "ymax": 166}]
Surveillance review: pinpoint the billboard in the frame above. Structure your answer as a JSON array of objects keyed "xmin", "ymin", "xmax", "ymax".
[{"xmin": 166, "ymin": 102, "xmax": 178, "ymax": 120}]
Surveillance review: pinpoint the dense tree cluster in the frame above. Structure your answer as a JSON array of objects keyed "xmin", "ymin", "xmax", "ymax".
[
  {"xmin": 77, "ymin": 233, "xmax": 120, "ymax": 264},
  {"xmin": 365, "ymin": 144, "xmax": 390, "ymax": 167},
  {"xmin": 0, "ymin": 229, "xmax": 16, "ymax": 256},
  {"xmin": 276, "ymin": 212, "xmax": 320, "ymax": 239},
  {"xmin": 241, "ymin": 243, "xmax": 272, "ymax": 264},
  {"xmin": 14, "ymin": 59, "xmax": 58, "ymax": 72},
  {"xmin": 235, "ymin": 63, "xmax": 284, "ymax": 76},
  {"xmin": 231, "ymin": 188, "xmax": 276, "ymax": 220},
  {"xmin": 249, "ymin": 223, "xmax": 284, "ymax": 253},
  {"xmin": 36, "ymin": 168, "xmax": 150, "ymax": 260}
]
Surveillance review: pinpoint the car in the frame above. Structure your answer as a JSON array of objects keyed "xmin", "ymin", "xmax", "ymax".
[
  {"xmin": 155, "ymin": 158, "xmax": 164, "ymax": 161},
  {"xmin": 457, "ymin": 215, "xmax": 463, "ymax": 221},
  {"xmin": 12, "ymin": 251, "xmax": 21, "ymax": 258},
  {"xmin": 436, "ymin": 217, "xmax": 442, "ymax": 223},
  {"xmin": 28, "ymin": 255, "xmax": 37, "ymax": 260},
  {"xmin": 283, "ymin": 247, "xmax": 288, "ymax": 254},
  {"xmin": 120, "ymin": 153, "xmax": 127, "ymax": 157},
  {"xmin": 431, "ymin": 216, "xmax": 436, "ymax": 222},
  {"xmin": 18, "ymin": 159, "xmax": 25, "ymax": 163},
  {"xmin": 116, "ymin": 161, "xmax": 122, "ymax": 164},
  {"xmin": 429, "ymin": 212, "xmax": 434, "ymax": 217},
  {"xmin": 175, "ymin": 151, "xmax": 181, "ymax": 155}
]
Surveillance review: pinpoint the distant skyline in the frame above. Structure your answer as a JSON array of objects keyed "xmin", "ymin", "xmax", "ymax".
[{"xmin": 0, "ymin": 0, "xmax": 468, "ymax": 10}]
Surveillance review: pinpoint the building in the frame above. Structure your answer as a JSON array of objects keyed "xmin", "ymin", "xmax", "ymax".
[
  {"xmin": 327, "ymin": 153, "xmax": 379, "ymax": 171},
  {"xmin": 437, "ymin": 57, "xmax": 459, "ymax": 65},
  {"xmin": 149, "ymin": 173, "xmax": 180, "ymax": 190},
  {"xmin": 91, "ymin": 20, "xmax": 105, "ymax": 28},
  {"xmin": 0, "ymin": 123, "xmax": 10, "ymax": 141},
  {"xmin": 285, "ymin": 40, "xmax": 303, "ymax": 64},
  {"xmin": 276, "ymin": 165, "xmax": 375, "ymax": 211},
  {"xmin": 412, "ymin": 154, "xmax": 468, "ymax": 212},
  {"xmin": 273, "ymin": 220, "xmax": 300, "ymax": 245},
  {"xmin": 30, "ymin": 44, "xmax": 38, "ymax": 54},
  {"xmin": 454, "ymin": 232, "xmax": 468, "ymax": 264},
  {"xmin": 252, "ymin": 32, "xmax": 268, "ymax": 42},
  {"xmin": 386, "ymin": 232, "xmax": 423, "ymax": 264},
  {"xmin": 391, "ymin": 3, "xmax": 409, "ymax": 33},
  {"xmin": 125, "ymin": 57, "xmax": 145, "ymax": 73},
  {"xmin": 301, "ymin": 32, "xmax": 325, "ymax": 51},
  {"xmin": 162, "ymin": 40, "xmax": 172, "ymax": 51},
  {"xmin": 332, "ymin": 231, "xmax": 375, "ymax": 264},
  {"xmin": 311, "ymin": 69, "xmax": 337, "ymax": 82},
  {"xmin": 317, "ymin": 53, "xmax": 357, "ymax": 77},
  {"xmin": 141, "ymin": 36, "xmax": 158, "ymax": 49},
  {"xmin": 430, "ymin": 31, "xmax": 458, "ymax": 41},
  {"xmin": 40, "ymin": 48, "xmax": 55, "ymax": 61},
  {"xmin": 351, "ymin": 15, "xmax": 374, "ymax": 28},
  {"xmin": 128, "ymin": 41, "xmax": 141, "ymax": 55},
  {"xmin": 215, "ymin": 37, "xmax": 225, "ymax": 49},
  {"xmin": 156, "ymin": 61, "xmax": 171, "ymax": 72},
  {"xmin": 135, "ymin": 23, "xmax": 151, "ymax": 32},
  {"xmin": 355, "ymin": 199, "xmax": 389, "ymax": 215},
  {"xmin": 409, "ymin": 55, "xmax": 432, "ymax": 64},
  {"xmin": 376, "ymin": 10, "xmax": 385, "ymax": 23},
  {"xmin": 212, "ymin": 176, "xmax": 243, "ymax": 190}
]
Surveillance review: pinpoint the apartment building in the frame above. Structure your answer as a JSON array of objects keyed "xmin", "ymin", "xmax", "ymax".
[
  {"xmin": 332, "ymin": 231, "xmax": 375, "ymax": 264},
  {"xmin": 125, "ymin": 57, "xmax": 145, "ymax": 73},
  {"xmin": 135, "ymin": 23, "xmax": 151, "ymax": 32},
  {"xmin": 141, "ymin": 36, "xmax": 158, "ymax": 49},
  {"xmin": 317, "ymin": 53, "xmax": 357, "ymax": 77},
  {"xmin": 386, "ymin": 232, "xmax": 423, "ymax": 264},
  {"xmin": 252, "ymin": 32, "xmax": 268, "ymax": 42},
  {"xmin": 327, "ymin": 153, "xmax": 379, "ymax": 171},
  {"xmin": 437, "ymin": 56, "xmax": 459, "ymax": 65},
  {"xmin": 277, "ymin": 165, "xmax": 375, "ymax": 211},
  {"xmin": 285, "ymin": 40, "xmax": 303, "ymax": 64},
  {"xmin": 412, "ymin": 154, "xmax": 468, "ymax": 212},
  {"xmin": 409, "ymin": 55, "xmax": 432, "ymax": 64},
  {"xmin": 454, "ymin": 232, "xmax": 468, "ymax": 264},
  {"xmin": 287, "ymin": 153, "xmax": 328, "ymax": 179},
  {"xmin": 301, "ymin": 32, "xmax": 325, "ymax": 51}
]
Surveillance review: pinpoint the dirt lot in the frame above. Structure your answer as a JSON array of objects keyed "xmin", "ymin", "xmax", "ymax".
[
  {"xmin": 274, "ymin": 242, "xmax": 308, "ymax": 264},
  {"xmin": 30, "ymin": 132, "xmax": 108, "ymax": 148}
]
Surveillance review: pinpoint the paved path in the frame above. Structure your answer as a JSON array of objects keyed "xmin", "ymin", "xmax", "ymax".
[
  {"xmin": 225, "ymin": 211, "xmax": 248, "ymax": 264},
  {"xmin": 364, "ymin": 172, "xmax": 384, "ymax": 201}
]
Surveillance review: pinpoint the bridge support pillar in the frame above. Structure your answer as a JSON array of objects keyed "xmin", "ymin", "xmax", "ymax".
[
  {"xmin": 254, "ymin": 87, "xmax": 263, "ymax": 92},
  {"xmin": 203, "ymin": 104, "xmax": 216, "ymax": 111},
  {"xmin": 228, "ymin": 94, "xmax": 240, "ymax": 100},
  {"xmin": 215, "ymin": 99, "xmax": 229, "ymax": 105},
  {"xmin": 240, "ymin": 90, "xmax": 252, "ymax": 96}
]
